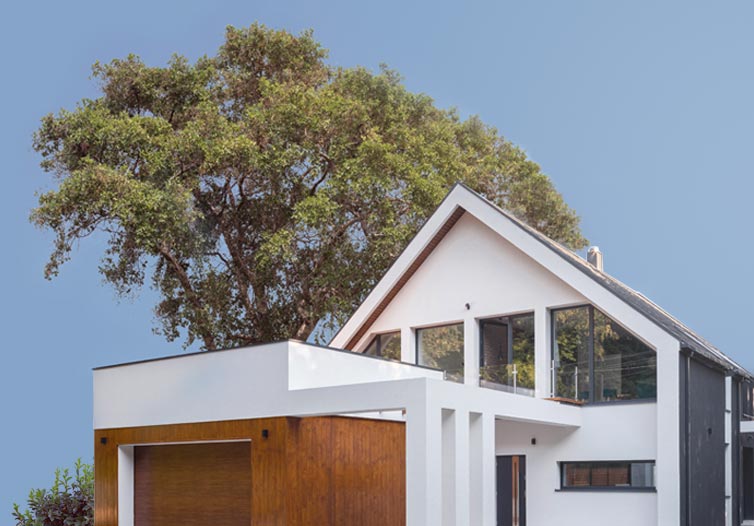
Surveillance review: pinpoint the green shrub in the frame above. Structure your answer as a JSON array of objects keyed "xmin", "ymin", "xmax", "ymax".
[{"xmin": 13, "ymin": 459, "xmax": 94, "ymax": 526}]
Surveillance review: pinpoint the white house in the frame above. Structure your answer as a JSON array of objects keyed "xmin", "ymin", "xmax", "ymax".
[{"xmin": 92, "ymin": 184, "xmax": 754, "ymax": 526}]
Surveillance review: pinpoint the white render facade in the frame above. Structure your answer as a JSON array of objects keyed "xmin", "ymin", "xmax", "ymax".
[{"xmin": 94, "ymin": 185, "xmax": 751, "ymax": 526}]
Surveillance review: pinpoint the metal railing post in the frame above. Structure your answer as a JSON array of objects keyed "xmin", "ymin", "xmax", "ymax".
[
  {"xmin": 574, "ymin": 365, "xmax": 579, "ymax": 400},
  {"xmin": 550, "ymin": 360, "xmax": 555, "ymax": 397}
]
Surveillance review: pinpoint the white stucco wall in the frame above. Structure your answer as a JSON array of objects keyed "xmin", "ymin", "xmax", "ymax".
[
  {"xmin": 496, "ymin": 403, "xmax": 657, "ymax": 526},
  {"xmin": 359, "ymin": 214, "xmax": 586, "ymax": 382},
  {"xmin": 288, "ymin": 341, "xmax": 443, "ymax": 390},
  {"xmin": 363, "ymin": 213, "xmax": 587, "ymax": 337}
]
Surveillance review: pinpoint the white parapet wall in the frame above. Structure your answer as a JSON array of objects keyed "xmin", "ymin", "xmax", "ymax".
[
  {"xmin": 287, "ymin": 340, "xmax": 444, "ymax": 390},
  {"xmin": 94, "ymin": 341, "xmax": 444, "ymax": 429}
]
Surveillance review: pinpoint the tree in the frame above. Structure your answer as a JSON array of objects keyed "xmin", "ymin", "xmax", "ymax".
[
  {"xmin": 13, "ymin": 459, "xmax": 94, "ymax": 526},
  {"xmin": 32, "ymin": 24, "xmax": 587, "ymax": 351}
]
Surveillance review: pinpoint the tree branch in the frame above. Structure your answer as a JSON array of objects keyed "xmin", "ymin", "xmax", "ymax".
[{"xmin": 157, "ymin": 243, "xmax": 218, "ymax": 351}]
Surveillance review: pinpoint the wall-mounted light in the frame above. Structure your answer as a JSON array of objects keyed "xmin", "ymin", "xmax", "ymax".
[
  {"xmin": 262, "ymin": 429, "xmax": 269, "ymax": 439},
  {"xmin": 465, "ymin": 303, "xmax": 471, "ymax": 310},
  {"xmin": 100, "ymin": 437, "xmax": 108, "ymax": 445},
  {"xmin": 531, "ymin": 437, "xmax": 536, "ymax": 446}
]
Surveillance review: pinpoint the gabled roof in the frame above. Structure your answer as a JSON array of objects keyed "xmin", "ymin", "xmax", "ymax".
[{"xmin": 331, "ymin": 183, "xmax": 752, "ymax": 379}]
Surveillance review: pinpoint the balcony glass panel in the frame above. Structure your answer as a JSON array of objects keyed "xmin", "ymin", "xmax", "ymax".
[
  {"xmin": 553, "ymin": 306, "xmax": 590, "ymax": 401},
  {"xmin": 594, "ymin": 310, "xmax": 656, "ymax": 401}
]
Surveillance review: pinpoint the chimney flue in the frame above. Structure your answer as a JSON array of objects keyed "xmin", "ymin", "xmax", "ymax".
[{"xmin": 587, "ymin": 246, "xmax": 604, "ymax": 271}]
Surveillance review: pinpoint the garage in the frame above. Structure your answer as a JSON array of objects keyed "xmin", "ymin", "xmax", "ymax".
[
  {"xmin": 134, "ymin": 442, "xmax": 251, "ymax": 526},
  {"xmin": 95, "ymin": 415, "xmax": 406, "ymax": 526}
]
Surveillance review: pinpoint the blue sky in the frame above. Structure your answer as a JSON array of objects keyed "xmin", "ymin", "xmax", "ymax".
[{"xmin": 2, "ymin": 0, "xmax": 753, "ymax": 517}]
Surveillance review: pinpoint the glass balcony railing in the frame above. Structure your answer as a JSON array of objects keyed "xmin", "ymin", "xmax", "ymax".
[
  {"xmin": 480, "ymin": 363, "xmax": 535, "ymax": 397},
  {"xmin": 551, "ymin": 362, "xmax": 590, "ymax": 402}
]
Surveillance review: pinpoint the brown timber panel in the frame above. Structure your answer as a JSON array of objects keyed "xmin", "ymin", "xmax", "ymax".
[
  {"xmin": 332, "ymin": 417, "xmax": 406, "ymax": 526},
  {"xmin": 94, "ymin": 416, "xmax": 405, "ymax": 526},
  {"xmin": 94, "ymin": 433, "xmax": 118, "ymax": 526},
  {"xmin": 94, "ymin": 418, "xmax": 287, "ymax": 526},
  {"xmin": 134, "ymin": 442, "xmax": 251, "ymax": 526},
  {"xmin": 286, "ymin": 417, "xmax": 335, "ymax": 526}
]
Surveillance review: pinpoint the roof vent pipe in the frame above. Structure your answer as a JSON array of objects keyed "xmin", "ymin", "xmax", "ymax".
[{"xmin": 587, "ymin": 246, "xmax": 604, "ymax": 271}]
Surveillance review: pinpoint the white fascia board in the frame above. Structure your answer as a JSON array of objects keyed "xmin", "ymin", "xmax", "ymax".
[{"xmin": 329, "ymin": 191, "xmax": 465, "ymax": 349}]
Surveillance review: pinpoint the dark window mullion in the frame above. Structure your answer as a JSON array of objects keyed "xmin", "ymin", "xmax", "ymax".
[
  {"xmin": 507, "ymin": 317, "xmax": 514, "ymax": 366},
  {"xmin": 479, "ymin": 320, "xmax": 485, "ymax": 369}
]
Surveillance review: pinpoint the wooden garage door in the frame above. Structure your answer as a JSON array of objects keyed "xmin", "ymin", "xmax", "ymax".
[{"xmin": 134, "ymin": 442, "xmax": 251, "ymax": 526}]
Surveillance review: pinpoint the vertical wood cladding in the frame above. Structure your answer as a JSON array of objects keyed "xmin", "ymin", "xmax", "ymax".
[
  {"xmin": 331, "ymin": 417, "xmax": 406, "ymax": 526},
  {"xmin": 94, "ymin": 416, "xmax": 405, "ymax": 526}
]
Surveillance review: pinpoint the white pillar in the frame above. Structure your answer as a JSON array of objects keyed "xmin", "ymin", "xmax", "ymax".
[
  {"xmin": 118, "ymin": 446, "xmax": 135, "ymax": 526},
  {"xmin": 406, "ymin": 399, "xmax": 443, "ymax": 526},
  {"xmin": 402, "ymin": 326, "xmax": 415, "ymax": 364},
  {"xmin": 470, "ymin": 412, "xmax": 497, "ymax": 526},
  {"xmin": 455, "ymin": 409, "xmax": 471, "ymax": 526},
  {"xmin": 469, "ymin": 413, "xmax": 484, "ymax": 526},
  {"xmin": 464, "ymin": 316, "xmax": 479, "ymax": 386},
  {"xmin": 656, "ymin": 341, "xmax": 681, "ymax": 525},
  {"xmin": 442, "ymin": 409, "xmax": 457, "ymax": 526},
  {"xmin": 534, "ymin": 306, "xmax": 550, "ymax": 398}
]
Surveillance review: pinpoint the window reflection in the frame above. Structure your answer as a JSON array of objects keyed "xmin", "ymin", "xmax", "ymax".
[
  {"xmin": 417, "ymin": 323, "xmax": 464, "ymax": 383},
  {"xmin": 363, "ymin": 331, "xmax": 401, "ymax": 361},
  {"xmin": 480, "ymin": 313, "xmax": 535, "ymax": 396},
  {"xmin": 552, "ymin": 306, "xmax": 656, "ymax": 402}
]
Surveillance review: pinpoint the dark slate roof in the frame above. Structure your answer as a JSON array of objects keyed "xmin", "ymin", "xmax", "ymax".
[{"xmin": 464, "ymin": 183, "xmax": 753, "ymax": 379}]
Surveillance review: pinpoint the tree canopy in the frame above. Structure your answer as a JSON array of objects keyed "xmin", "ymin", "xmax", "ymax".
[{"xmin": 32, "ymin": 24, "xmax": 587, "ymax": 351}]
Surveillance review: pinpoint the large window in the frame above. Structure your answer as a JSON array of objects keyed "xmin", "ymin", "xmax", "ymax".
[
  {"xmin": 552, "ymin": 306, "xmax": 656, "ymax": 402},
  {"xmin": 363, "ymin": 331, "xmax": 401, "ymax": 361},
  {"xmin": 560, "ymin": 461, "xmax": 655, "ymax": 490},
  {"xmin": 552, "ymin": 307, "xmax": 591, "ymax": 401},
  {"xmin": 479, "ymin": 313, "xmax": 535, "ymax": 395},
  {"xmin": 417, "ymin": 323, "xmax": 464, "ymax": 383}
]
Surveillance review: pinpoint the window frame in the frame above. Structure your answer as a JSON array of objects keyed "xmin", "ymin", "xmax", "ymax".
[
  {"xmin": 551, "ymin": 304, "xmax": 657, "ymax": 405},
  {"xmin": 478, "ymin": 312, "xmax": 535, "ymax": 394},
  {"xmin": 558, "ymin": 460, "xmax": 657, "ymax": 492},
  {"xmin": 362, "ymin": 330, "xmax": 401, "ymax": 360},
  {"xmin": 414, "ymin": 321, "xmax": 465, "ymax": 382}
]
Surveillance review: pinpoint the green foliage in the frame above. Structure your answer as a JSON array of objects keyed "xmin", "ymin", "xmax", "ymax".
[
  {"xmin": 12, "ymin": 459, "xmax": 94, "ymax": 526},
  {"xmin": 418, "ymin": 324, "xmax": 465, "ymax": 382},
  {"xmin": 553, "ymin": 307, "xmax": 591, "ymax": 399},
  {"xmin": 32, "ymin": 23, "xmax": 587, "ymax": 350},
  {"xmin": 480, "ymin": 316, "xmax": 535, "ymax": 391}
]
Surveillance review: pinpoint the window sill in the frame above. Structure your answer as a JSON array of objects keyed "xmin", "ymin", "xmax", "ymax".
[
  {"xmin": 583, "ymin": 398, "xmax": 657, "ymax": 407},
  {"xmin": 556, "ymin": 487, "xmax": 656, "ymax": 493}
]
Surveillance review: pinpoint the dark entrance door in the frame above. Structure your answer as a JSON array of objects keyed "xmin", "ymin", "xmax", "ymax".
[{"xmin": 497, "ymin": 455, "xmax": 526, "ymax": 526}]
